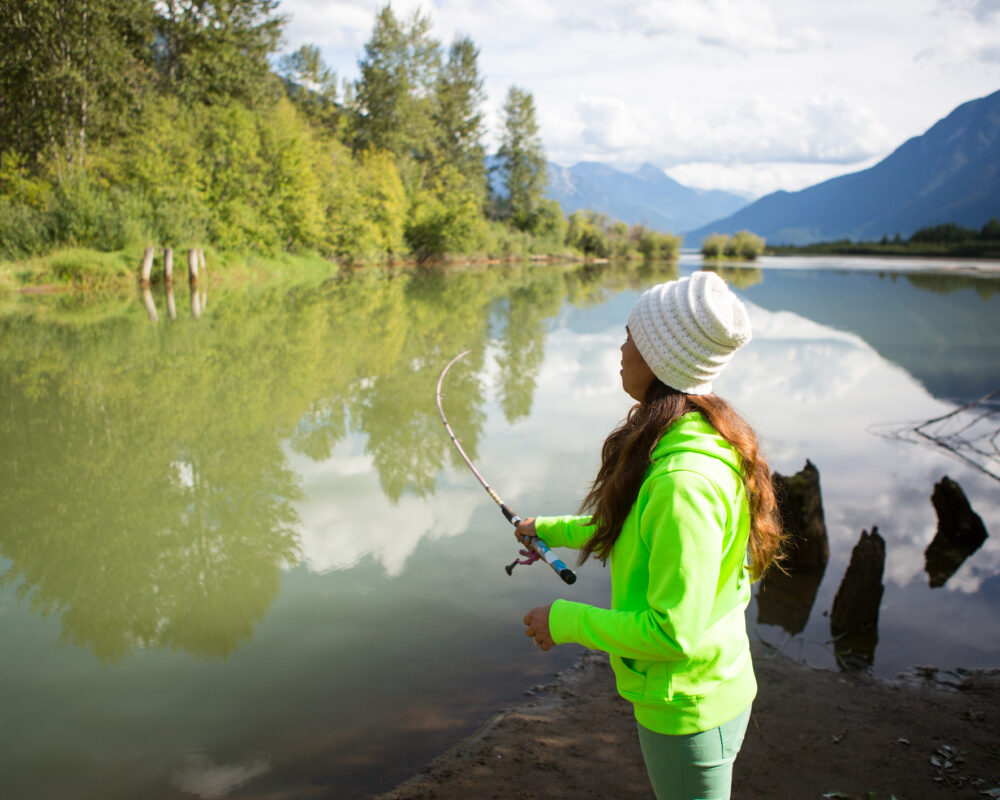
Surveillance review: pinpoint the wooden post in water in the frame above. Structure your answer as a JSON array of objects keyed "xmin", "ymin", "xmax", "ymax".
[
  {"xmin": 187, "ymin": 248, "xmax": 199, "ymax": 287},
  {"xmin": 166, "ymin": 285, "xmax": 177, "ymax": 320},
  {"xmin": 141, "ymin": 287, "xmax": 159, "ymax": 322},
  {"xmin": 139, "ymin": 247, "xmax": 155, "ymax": 285},
  {"xmin": 164, "ymin": 248, "xmax": 174, "ymax": 285},
  {"xmin": 191, "ymin": 287, "xmax": 202, "ymax": 319},
  {"xmin": 198, "ymin": 248, "xmax": 206, "ymax": 275}
]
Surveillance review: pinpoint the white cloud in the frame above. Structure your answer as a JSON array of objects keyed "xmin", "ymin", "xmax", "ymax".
[{"xmin": 276, "ymin": 0, "xmax": 1000, "ymax": 195}]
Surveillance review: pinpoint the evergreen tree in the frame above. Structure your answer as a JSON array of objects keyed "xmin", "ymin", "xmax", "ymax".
[
  {"xmin": 278, "ymin": 44, "xmax": 339, "ymax": 129},
  {"xmin": 432, "ymin": 36, "xmax": 486, "ymax": 192},
  {"xmin": 352, "ymin": 5, "xmax": 440, "ymax": 173},
  {"xmin": 497, "ymin": 86, "xmax": 547, "ymax": 231},
  {"xmin": 0, "ymin": 0, "xmax": 152, "ymax": 174},
  {"xmin": 154, "ymin": 0, "xmax": 286, "ymax": 107}
]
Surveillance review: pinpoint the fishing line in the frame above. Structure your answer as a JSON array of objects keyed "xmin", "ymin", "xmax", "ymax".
[{"xmin": 435, "ymin": 350, "xmax": 577, "ymax": 585}]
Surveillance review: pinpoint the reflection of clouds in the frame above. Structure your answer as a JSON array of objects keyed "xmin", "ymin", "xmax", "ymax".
[
  {"xmin": 171, "ymin": 752, "xmax": 269, "ymax": 799},
  {"xmin": 288, "ymin": 438, "xmax": 479, "ymax": 577},
  {"xmin": 518, "ymin": 300, "xmax": 1000, "ymax": 594},
  {"xmin": 285, "ymin": 299, "xmax": 999, "ymax": 597}
]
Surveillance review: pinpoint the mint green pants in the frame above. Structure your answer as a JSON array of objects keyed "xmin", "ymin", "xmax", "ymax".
[{"xmin": 636, "ymin": 705, "xmax": 751, "ymax": 800}]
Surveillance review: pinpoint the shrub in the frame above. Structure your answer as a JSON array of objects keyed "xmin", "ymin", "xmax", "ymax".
[
  {"xmin": 701, "ymin": 233, "xmax": 729, "ymax": 258},
  {"xmin": 0, "ymin": 198, "xmax": 51, "ymax": 258}
]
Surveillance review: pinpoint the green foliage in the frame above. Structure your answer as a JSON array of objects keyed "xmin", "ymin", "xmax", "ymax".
[
  {"xmin": 566, "ymin": 209, "xmax": 611, "ymax": 257},
  {"xmin": 0, "ymin": 197, "xmax": 50, "ymax": 258},
  {"xmin": 0, "ymin": 3, "xmax": 583, "ymax": 268},
  {"xmin": 635, "ymin": 226, "xmax": 681, "ymax": 261},
  {"xmin": 769, "ymin": 219, "xmax": 1000, "ymax": 258},
  {"xmin": 324, "ymin": 147, "xmax": 407, "ymax": 262},
  {"xmin": 278, "ymin": 44, "xmax": 340, "ymax": 130},
  {"xmin": 497, "ymin": 87, "xmax": 547, "ymax": 229},
  {"xmin": 351, "ymin": 6, "xmax": 440, "ymax": 170},
  {"xmin": 0, "ymin": 0, "xmax": 153, "ymax": 172},
  {"xmin": 432, "ymin": 36, "xmax": 487, "ymax": 195},
  {"xmin": 702, "ymin": 231, "xmax": 765, "ymax": 260},
  {"xmin": 405, "ymin": 165, "xmax": 490, "ymax": 262},
  {"xmin": 154, "ymin": 0, "xmax": 286, "ymax": 107}
]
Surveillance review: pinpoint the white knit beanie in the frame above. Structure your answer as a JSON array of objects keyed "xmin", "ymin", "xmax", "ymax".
[{"xmin": 627, "ymin": 271, "xmax": 751, "ymax": 395}]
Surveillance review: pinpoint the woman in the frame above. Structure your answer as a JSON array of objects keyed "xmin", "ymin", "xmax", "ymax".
[{"xmin": 517, "ymin": 271, "xmax": 783, "ymax": 800}]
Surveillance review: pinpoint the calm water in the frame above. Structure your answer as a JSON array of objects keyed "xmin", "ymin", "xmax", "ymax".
[{"xmin": 2, "ymin": 256, "xmax": 999, "ymax": 799}]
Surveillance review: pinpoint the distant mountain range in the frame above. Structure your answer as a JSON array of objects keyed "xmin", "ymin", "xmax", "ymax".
[
  {"xmin": 544, "ymin": 161, "xmax": 748, "ymax": 235},
  {"xmin": 685, "ymin": 88, "xmax": 1000, "ymax": 246}
]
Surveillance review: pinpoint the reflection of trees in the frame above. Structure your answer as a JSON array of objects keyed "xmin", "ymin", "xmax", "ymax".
[
  {"xmin": 0, "ymin": 259, "xmax": 678, "ymax": 662},
  {"xmin": 700, "ymin": 264, "xmax": 763, "ymax": 290},
  {"xmin": 0, "ymin": 322, "xmax": 301, "ymax": 664},
  {"xmin": 495, "ymin": 270, "xmax": 564, "ymax": 422},
  {"xmin": 904, "ymin": 272, "xmax": 999, "ymax": 300}
]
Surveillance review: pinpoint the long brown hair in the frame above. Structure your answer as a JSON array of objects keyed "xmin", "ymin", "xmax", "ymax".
[{"xmin": 578, "ymin": 380, "xmax": 783, "ymax": 579}]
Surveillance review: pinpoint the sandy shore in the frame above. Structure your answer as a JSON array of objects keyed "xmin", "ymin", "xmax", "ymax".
[{"xmin": 374, "ymin": 643, "xmax": 1000, "ymax": 800}]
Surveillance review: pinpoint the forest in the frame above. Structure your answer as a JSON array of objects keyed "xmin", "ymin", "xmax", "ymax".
[{"xmin": 0, "ymin": 0, "xmax": 679, "ymax": 272}]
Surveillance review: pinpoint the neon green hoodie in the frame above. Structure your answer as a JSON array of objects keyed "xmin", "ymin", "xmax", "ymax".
[{"xmin": 535, "ymin": 411, "xmax": 756, "ymax": 735}]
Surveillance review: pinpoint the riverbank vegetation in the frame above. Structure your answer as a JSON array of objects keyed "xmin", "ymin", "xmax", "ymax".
[
  {"xmin": 766, "ymin": 220, "xmax": 1000, "ymax": 258},
  {"xmin": 0, "ymin": 1, "xmax": 677, "ymax": 289},
  {"xmin": 700, "ymin": 230, "xmax": 766, "ymax": 260}
]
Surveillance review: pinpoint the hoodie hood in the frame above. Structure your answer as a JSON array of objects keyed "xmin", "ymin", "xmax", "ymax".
[{"xmin": 650, "ymin": 411, "xmax": 743, "ymax": 478}]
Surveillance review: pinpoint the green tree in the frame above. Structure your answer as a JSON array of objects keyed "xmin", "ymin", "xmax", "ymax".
[
  {"xmin": 278, "ymin": 44, "xmax": 339, "ymax": 130},
  {"xmin": 352, "ymin": 5, "xmax": 440, "ymax": 172},
  {"xmin": 0, "ymin": 0, "xmax": 152, "ymax": 174},
  {"xmin": 154, "ymin": 0, "xmax": 286, "ymax": 107},
  {"xmin": 431, "ymin": 36, "xmax": 486, "ymax": 193},
  {"xmin": 496, "ymin": 86, "xmax": 547, "ymax": 231}
]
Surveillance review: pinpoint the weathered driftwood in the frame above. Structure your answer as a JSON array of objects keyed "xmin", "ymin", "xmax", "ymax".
[
  {"xmin": 925, "ymin": 476, "xmax": 989, "ymax": 588},
  {"xmin": 139, "ymin": 247, "xmax": 155, "ymax": 285},
  {"xmin": 163, "ymin": 247, "xmax": 174, "ymax": 285}
]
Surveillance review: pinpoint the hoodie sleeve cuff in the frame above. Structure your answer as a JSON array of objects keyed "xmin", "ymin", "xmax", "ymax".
[{"xmin": 549, "ymin": 598, "xmax": 585, "ymax": 645}]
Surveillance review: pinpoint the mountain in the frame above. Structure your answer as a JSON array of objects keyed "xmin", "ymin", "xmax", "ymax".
[
  {"xmin": 543, "ymin": 161, "xmax": 748, "ymax": 234},
  {"xmin": 685, "ymin": 89, "xmax": 1000, "ymax": 246}
]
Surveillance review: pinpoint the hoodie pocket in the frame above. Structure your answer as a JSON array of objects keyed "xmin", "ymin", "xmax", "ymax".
[{"xmin": 613, "ymin": 656, "xmax": 651, "ymax": 699}]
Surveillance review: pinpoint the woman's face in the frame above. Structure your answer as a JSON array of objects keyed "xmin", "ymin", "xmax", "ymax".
[{"xmin": 620, "ymin": 328, "xmax": 657, "ymax": 402}]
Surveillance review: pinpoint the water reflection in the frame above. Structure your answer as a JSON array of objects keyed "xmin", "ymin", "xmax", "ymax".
[
  {"xmin": 2, "ymin": 257, "xmax": 999, "ymax": 800},
  {"xmin": 0, "ymin": 261, "xmax": 678, "ymax": 663}
]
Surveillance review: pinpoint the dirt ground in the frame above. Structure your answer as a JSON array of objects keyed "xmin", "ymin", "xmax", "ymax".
[{"xmin": 374, "ymin": 645, "xmax": 1000, "ymax": 800}]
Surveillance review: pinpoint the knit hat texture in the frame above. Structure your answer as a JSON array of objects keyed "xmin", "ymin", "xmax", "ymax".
[{"xmin": 627, "ymin": 271, "xmax": 751, "ymax": 395}]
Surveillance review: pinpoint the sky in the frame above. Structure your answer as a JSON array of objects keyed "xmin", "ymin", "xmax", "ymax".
[{"xmin": 276, "ymin": 0, "xmax": 1000, "ymax": 199}]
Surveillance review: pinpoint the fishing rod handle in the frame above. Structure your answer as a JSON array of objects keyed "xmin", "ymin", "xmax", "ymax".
[
  {"xmin": 532, "ymin": 536, "xmax": 578, "ymax": 585},
  {"xmin": 507, "ymin": 508, "xmax": 577, "ymax": 585}
]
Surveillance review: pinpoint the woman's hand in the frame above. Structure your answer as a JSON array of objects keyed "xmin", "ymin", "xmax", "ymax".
[
  {"xmin": 514, "ymin": 517, "xmax": 536, "ymax": 546},
  {"xmin": 523, "ymin": 604, "xmax": 555, "ymax": 651}
]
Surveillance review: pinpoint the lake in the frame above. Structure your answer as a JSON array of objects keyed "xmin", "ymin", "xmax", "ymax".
[{"xmin": 2, "ymin": 254, "xmax": 998, "ymax": 799}]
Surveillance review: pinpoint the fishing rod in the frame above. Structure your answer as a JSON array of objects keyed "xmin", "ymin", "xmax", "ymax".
[{"xmin": 435, "ymin": 350, "xmax": 577, "ymax": 585}]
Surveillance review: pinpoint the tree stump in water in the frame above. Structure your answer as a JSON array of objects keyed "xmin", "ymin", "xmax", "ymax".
[
  {"xmin": 830, "ymin": 527, "xmax": 885, "ymax": 667},
  {"xmin": 757, "ymin": 461, "xmax": 829, "ymax": 634},
  {"xmin": 771, "ymin": 460, "xmax": 829, "ymax": 572},
  {"xmin": 164, "ymin": 247, "xmax": 174, "ymax": 285},
  {"xmin": 925, "ymin": 476, "xmax": 988, "ymax": 588}
]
